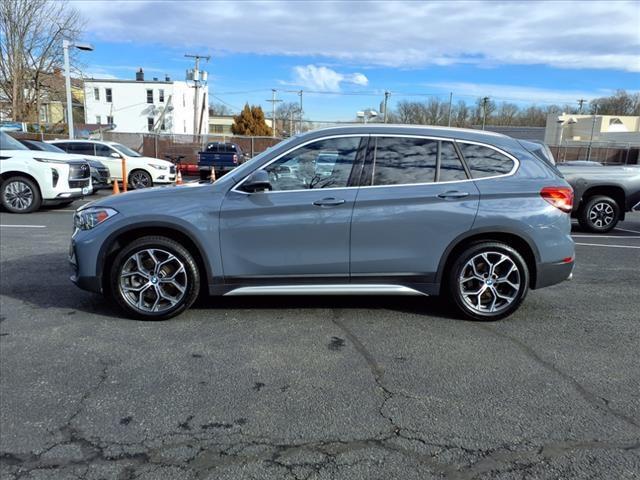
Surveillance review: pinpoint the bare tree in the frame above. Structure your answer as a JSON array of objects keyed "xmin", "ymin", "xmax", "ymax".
[
  {"xmin": 275, "ymin": 101, "xmax": 301, "ymax": 135},
  {"xmin": 209, "ymin": 102, "xmax": 233, "ymax": 116},
  {"xmin": 0, "ymin": 0, "xmax": 82, "ymax": 122}
]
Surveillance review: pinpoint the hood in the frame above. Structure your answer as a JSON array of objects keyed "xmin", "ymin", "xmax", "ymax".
[
  {"xmin": 81, "ymin": 181, "xmax": 215, "ymax": 211},
  {"xmin": 2, "ymin": 149, "xmax": 87, "ymax": 164}
]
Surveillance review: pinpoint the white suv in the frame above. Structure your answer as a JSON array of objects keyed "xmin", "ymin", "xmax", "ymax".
[
  {"xmin": 48, "ymin": 140, "xmax": 175, "ymax": 189},
  {"xmin": 0, "ymin": 132, "xmax": 91, "ymax": 213}
]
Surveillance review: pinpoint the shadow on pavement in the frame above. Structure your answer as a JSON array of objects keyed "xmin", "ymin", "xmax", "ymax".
[{"xmin": 0, "ymin": 252, "xmax": 463, "ymax": 321}]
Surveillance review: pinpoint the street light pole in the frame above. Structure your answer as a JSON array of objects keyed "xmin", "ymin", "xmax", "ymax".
[
  {"xmin": 63, "ymin": 39, "xmax": 93, "ymax": 139},
  {"xmin": 63, "ymin": 40, "xmax": 74, "ymax": 139}
]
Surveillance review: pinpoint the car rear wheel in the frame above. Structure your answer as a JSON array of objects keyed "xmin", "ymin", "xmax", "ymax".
[
  {"xmin": 578, "ymin": 195, "xmax": 620, "ymax": 233},
  {"xmin": 128, "ymin": 170, "xmax": 153, "ymax": 189},
  {"xmin": 448, "ymin": 242, "xmax": 529, "ymax": 321},
  {"xmin": 1, "ymin": 176, "xmax": 42, "ymax": 213},
  {"xmin": 110, "ymin": 236, "xmax": 200, "ymax": 320}
]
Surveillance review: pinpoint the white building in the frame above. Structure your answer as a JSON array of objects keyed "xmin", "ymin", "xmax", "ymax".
[
  {"xmin": 83, "ymin": 69, "xmax": 208, "ymax": 135},
  {"xmin": 545, "ymin": 113, "xmax": 640, "ymax": 146}
]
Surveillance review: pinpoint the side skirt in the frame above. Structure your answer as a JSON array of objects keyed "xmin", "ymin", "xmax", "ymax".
[{"xmin": 222, "ymin": 284, "xmax": 429, "ymax": 297}]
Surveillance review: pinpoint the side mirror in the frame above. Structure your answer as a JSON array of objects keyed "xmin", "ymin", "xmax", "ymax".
[
  {"xmin": 110, "ymin": 152, "xmax": 122, "ymax": 158},
  {"xmin": 242, "ymin": 170, "xmax": 271, "ymax": 192}
]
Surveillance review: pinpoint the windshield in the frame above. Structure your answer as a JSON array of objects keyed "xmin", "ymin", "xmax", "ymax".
[
  {"xmin": 112, "ymin": 143, "xmax": 142, "ymax": 157},
  {"xmin": 1, "ymin": 131, "xmax": 28, "ymax": 150},
  {"xmin": 33, "ymin": 141, "xmax": 65, "ymax": 153}
]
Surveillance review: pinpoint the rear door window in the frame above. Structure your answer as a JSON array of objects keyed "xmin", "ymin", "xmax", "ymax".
[
  {"xmin": 457, "ymin": 143, "xmax": 515, "ymax": 178},
  {"xmin": 371, "ymin": 137, "xmax": 437, "ymax": 186},
  {"xmin": 67, "ymin": 143, "xmax": 96, "ymax": 156},
  {"xmin": 438, "ymin": 141, "xmax": 467, "ymax": 182}
]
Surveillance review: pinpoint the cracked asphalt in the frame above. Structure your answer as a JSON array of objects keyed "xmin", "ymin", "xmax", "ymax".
[{"xmin": 1, "ymin": 194, "xmax": 639, "ymax": 479}]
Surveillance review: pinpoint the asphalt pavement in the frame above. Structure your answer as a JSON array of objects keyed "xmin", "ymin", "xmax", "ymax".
[{"xmin": 1, "ymin": 193, "xmax": 639, "ymax": 479}]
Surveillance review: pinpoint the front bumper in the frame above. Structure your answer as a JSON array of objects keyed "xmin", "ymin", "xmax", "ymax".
[{"xmin": 69, "ymin": 238, "xmax": 103, "ymax": 293}]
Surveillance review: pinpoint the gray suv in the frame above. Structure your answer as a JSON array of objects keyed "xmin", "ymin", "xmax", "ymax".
[{"xmin": 70, "ymin": 126, "xmax": 575, "ymax": 321}]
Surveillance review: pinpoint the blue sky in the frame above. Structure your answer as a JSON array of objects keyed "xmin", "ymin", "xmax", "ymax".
[{"xmin": 74, "ymin": 0, "xmax": 640, "ymax": 121}]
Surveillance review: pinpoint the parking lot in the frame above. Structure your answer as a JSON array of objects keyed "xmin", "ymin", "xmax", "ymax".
[{"xmin": 1, "ymin": 192, "xmax": 639, "ymax": 479}]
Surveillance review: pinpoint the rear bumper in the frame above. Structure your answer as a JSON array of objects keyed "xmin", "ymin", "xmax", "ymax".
[{"xmin": 534, "ymin": 259, "xmax": 574, "ymax": 289}]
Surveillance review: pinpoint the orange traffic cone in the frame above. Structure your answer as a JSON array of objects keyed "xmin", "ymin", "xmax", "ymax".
[
  {"xmin": 112, "ymin": 178, "xmax": 120, "ymax": 195},
  {"xmin": 176, "ymin": 169, "xmax": 183, "ymax": 185}
]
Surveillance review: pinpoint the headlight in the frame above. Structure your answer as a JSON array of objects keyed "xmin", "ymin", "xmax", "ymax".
[
  {"xmin": 149, "ymin": 163, "xmax": 168, "ymax": 170},
  {"xmin": 74, "ymin": 207, "xmax": 118, "ymax": 230},
  {"xmin": 34, "ymin": 157, "xmax": 68, "ymax": 165}
]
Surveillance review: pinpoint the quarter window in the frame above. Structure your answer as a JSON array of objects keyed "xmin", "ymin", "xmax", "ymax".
[
  {"xmin": 439, "ymin": 141, "xmax": 467, "ymax": 182},
  {"xmin": 458, "ymin": 143, "xmax": 515, "ymax": 178},
  {"xmin": 372, "ymin": 137, "xmax": 437, "ymax": 186},
  {"xmin": 260, "ymin": 137, "xmax": 362, "ymax": 191}
]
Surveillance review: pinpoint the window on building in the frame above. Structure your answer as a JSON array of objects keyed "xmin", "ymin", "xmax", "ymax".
[
  {"xmin": 161, "ymin": 119, "xmax": 166, "ymax": 131},
  {"xmin": 148, "ymin": 117, "xmax": 155, "ymax": 132},
  {"xmin": 159, "ymin": 89, "xmax": 164, "ymax": 103},
  {"xmin": 457, "ymin": 143, "xmax": 515, "ymax": 179},
  {"xmin": 438, "ymin": 141, "xmax": 468, "ymax": 182},
  {"xmin": 212, "ymin": 124, "xmax": 224, "ymax": 134},
  {"xmin": 105, "ymin": 88, "xmax": 112, "ymax": 103},
  {"xmin": 372, "ymin": 137, "xmax": 437, "ymax": 186},
  {"xmin": 146, "ymin": 89, "xmax": 153, "ymax": 103},
  {"xmin": 106, "ymin": 115, "xmax": 114, "ymax": 125},
  {"xmin": 93, "ymin": 88, "xmax": 99, "ymax": 101},
  {"xmin": 183, "ymin": 120, "xmax": 186, "ymax": 133},
  {"xmin": 96, "ymin": 115, "xmax": 101, "ymax": 125}
]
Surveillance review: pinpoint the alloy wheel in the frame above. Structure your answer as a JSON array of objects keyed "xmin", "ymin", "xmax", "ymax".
[
  {"xmin": 588, "ymin": 202, "xmax": 615, "ymax": 228},
  {"xmin": 3, "ymin": 180, "xmax": 34, "ymax": 211},
  {"xmin": 459, "ymin": 251, "xmax": 521, "ymax": 314},
  {"xmin": 130, "ymin": 171, "xmax": 151, "ymax": 189},
  {"xmin": 119, "ymin": 248, "xmax": 187, "ymax": 313}
]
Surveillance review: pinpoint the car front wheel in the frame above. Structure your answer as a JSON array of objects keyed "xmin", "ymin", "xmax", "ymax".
[
  {"xmin": 578, "ymin": 195, "xmax": 620, "ymax": 233},
  {"xmin": 128, "ymin": 169, "xmax": 153, "ymax": 189},
  {"xmin": 449, "ymin": 242, "xmax": 529, "ymax": 321},
  {"xmin": 1, "ymin": 176, "xmax": 42, "ymax": 213},
  {"xmin": 110, "ymin": 236, "xmax": 200, "ymax": 320}
]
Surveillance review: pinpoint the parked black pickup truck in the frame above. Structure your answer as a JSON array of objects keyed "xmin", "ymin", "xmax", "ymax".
[{"xmin": 198, "ymin": 142, "xmax": 245, "ymax": 180}]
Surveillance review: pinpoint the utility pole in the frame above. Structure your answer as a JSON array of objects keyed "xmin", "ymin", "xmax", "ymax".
[
  {"xmin": 185, "ymin": 53, "xmax": 210, "ymax": 136},
  {"xmin": 298, "ymin": 90, "xmax": 303, "ymax": 133},
  {"xmin": 577, "ymin": 98, "xmax": 586, "ymax": 114},
  {"xmin": 383, "ymin": 90, "xmax": 390, "ymax": 123},
  {"xmin": 265, "ymin": 89, "xmax": 282, "ymax": 137},
  {"xmin": 447, "ymin": 91, "xmax": 453, "ymax": 127},
  {"xmin": 481, "ymin": 96, "xmax": 490, "ymax": 130},
  {"xmin": 587, "ymin": 103, "xmax": 598, "ymax": 161}
]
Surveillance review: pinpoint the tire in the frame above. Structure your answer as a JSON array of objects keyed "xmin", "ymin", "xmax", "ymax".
[
  {"xmin": 0, "ymin": 176, "xmax": 42, "ymax": 213},
  {"xmin": 448, "ymin": 242, "xmax": 529, "ymax": 321},
  {"xmin": 577, "ymin": 195, "xmax": 620, "ymax": 233},
  {"xmin": 110, "ymin": 236, "xmax": 200, "ymax": 320},
  {"xmin": 128, "ymin": 169, "xmax": 153, "ymax": 189}
]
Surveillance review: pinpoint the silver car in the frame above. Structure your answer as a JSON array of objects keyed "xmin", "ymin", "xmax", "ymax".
[{"xmin": 70, "ymin": 125, "xmax": 575, "ymax": 321}]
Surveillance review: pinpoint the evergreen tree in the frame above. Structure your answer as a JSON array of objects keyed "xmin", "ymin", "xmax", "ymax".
[{"xmin": 231, "ymin": 104, "xmax": 273, "ymax": 136}]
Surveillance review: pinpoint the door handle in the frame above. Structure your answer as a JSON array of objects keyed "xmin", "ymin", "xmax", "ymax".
[
  {"xmin": 313, "ymin": 197, "xmax": 346, "ymax": 207},
  {"xmin": 437, "ymin": 190, "xmax": 470, "ymax": 199}
]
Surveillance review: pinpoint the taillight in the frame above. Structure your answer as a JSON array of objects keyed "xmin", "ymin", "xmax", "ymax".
[
  {"xmin": 233, "ymin": 154, "xmax": 238, "ymax": 164},
  {"xmin": 540, "ymin": 186, "xmax": 573, "ymax": 213}
]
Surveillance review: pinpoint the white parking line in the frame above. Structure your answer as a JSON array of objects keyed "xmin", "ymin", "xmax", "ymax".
[
  {"xmin": 575, "ymin": 242, "xmax": 640, "ymax": 249},
  {"xmin": 615, "ymin": 227, "xmax": 640, "ymax": 234},
  {"xmin": 0, "ymin": 224, "xmax": 46, "ymax": 228}
]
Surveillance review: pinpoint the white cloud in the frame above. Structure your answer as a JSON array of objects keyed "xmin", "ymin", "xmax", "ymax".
[
  {"xmin": 291, "ymin": 65, "xmax": 369, "ymax": 91},
  {"xmin": 424, "ymin": 82, "xmax": 614, "ymax": 105},
  {"xmin": 74, "ymin": 0, "xmax": 640, "ymax": 72}
]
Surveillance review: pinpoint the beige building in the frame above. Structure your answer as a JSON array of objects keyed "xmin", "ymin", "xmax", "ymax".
[
  {"xmin": 208, "ymin": 114, "xmax": 273, "ymax": 135},
  {"xmin": 545, "ymin": 113, "xmax": 640, "ymax": 146}
]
